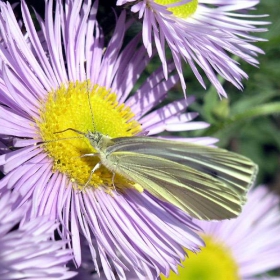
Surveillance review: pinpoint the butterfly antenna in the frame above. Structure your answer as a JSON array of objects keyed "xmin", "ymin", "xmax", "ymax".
[
  {"xmin": 86, "ymin": 81, "xmax": 97, "ymax": 132},
  {"xmin": 54, "ymin": 128, "xmax": 86, "ymax": 136},
  {"xmin": 37, "ymin": 128, "xmax": 86, "ymax": 145},
  {"xmin": 37, "ymin": 135, "xmax": 85, "ymax": 145}
]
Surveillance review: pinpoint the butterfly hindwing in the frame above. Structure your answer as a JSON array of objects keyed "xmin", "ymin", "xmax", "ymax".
[
  {"xmin": 108, "ymin": 151, "xmax": 243, "ymax": 220},
  {"xmin": 107, "ymin": 137, "xmax": 258, "ymax": 201}
]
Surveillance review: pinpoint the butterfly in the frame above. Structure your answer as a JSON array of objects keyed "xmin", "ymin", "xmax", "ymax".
[{"xmin": 58, "ymin": 127, "xmax": 258, "ymax": 220}]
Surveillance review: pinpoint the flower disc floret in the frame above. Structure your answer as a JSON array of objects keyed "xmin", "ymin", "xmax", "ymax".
[
  {"xmin": 161, "ymin": 234, "xmax": 239, "ymax": 280},
  {"xmin": 37, "ymin": 82, "xmax": 141, "ymax": 190},
  {"xmin": 154, "ymin": 0, "xmax": 198, "ymax": 18}
]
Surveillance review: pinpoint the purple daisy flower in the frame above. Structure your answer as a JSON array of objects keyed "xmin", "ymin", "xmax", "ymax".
[
  {"xmin": 158, "ymin": 186, "xmax": 280, "ymax": 280},
  {"xmin": 59, "ymin": 187, "xmax": 280, "ymax": 280},
  {"xmin": 117, "ymin": 0, "xmax": 268, "ymax": 97},
  {"xmin": 0, "ymin": 191, "xmax": 76, "ymax": 279},
  {"xmin": 0, "ymin": 0, "xmax": 214, "ymax": 278}
]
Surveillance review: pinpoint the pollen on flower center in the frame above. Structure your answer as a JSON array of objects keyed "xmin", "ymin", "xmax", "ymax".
[
  {"xmin": 36, "ymin": 81, "xmax": 142, "ymax": 191},
  {"xmin": 161, "ymin": 234, "xmax": 240, "ymax": 280},
  {"xmin": 154, "ymin": 0, "xmax": 198, "ymax": 18}
]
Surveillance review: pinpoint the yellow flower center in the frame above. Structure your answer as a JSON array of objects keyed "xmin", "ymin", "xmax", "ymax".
[
  {"xmin": 161, "ymin": 234, "xmax": 240, "ymax": 280},
  {"xmin": 36, "ymin": 81, "xmax": 142, "ymax": 191},
  {"xmin": 154, "ymin": 0, "xmax": 198, "ymax": 18}
]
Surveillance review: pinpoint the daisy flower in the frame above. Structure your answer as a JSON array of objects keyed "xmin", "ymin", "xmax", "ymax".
[
  {"xmin": 0, "ymin": 191, "xmax": 76, "ymax": 279},
  {"xmin": 117, "ymin": 0, "xmax": 268, "ymax": 97},
  {"xmin": 158, "ymin": 186, "xmax": 280, "ymax": 280},
  {"xmin": 61, "ymin": 187, "xmax": 280, "ymax": 280},
  {"xmin": 0, "ymin": 0, "xmax": 213, "ymax": 278}
]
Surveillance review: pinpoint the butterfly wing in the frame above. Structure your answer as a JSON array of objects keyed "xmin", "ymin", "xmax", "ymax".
[
  {"xmin": 107, "ymin": 137, "xmax": 258, "ymax": 202},
  {"xmin": 107, "ymin": 151, "xmax": 243, "ymax": 220}
]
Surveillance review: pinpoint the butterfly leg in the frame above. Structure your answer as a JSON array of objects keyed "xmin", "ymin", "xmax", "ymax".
[
  {"xmin": 111, "ymin": 172, "xmax": 116, "ymax": 191},
  {"xmin": 72, "ymin": 153, "xmax": 99, "ymax": 161},
  {"xmin": 80, "ymin": 153, "xmax": 99, "ymax": 158},
  {"xmin": 110, "ymin": 157, "xmax": 121, "ymax": 192},
  {"xmin": 84, "ymin": 161, "xmax": 102, "ymax": 188}
]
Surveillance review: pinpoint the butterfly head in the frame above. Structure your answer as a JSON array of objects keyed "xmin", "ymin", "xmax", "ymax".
[
  {"xmin": 85, "ymin": 131, "xmax": 113, "ymax": 154},
  {"xmin": 86, "ymin": 131, "xmax": 101, "ymax": 145}
]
